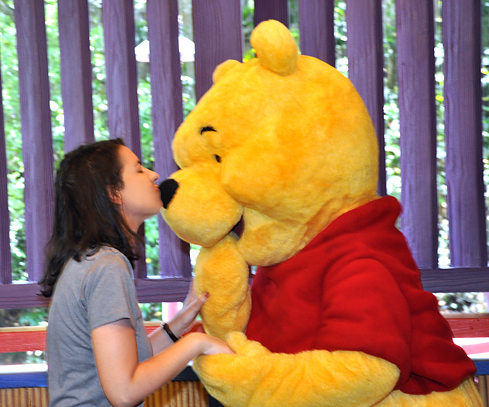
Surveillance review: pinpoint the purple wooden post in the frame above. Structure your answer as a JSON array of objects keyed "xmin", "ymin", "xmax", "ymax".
[
  {"xmin": 299, "ymin": 0, "xmax": 335, "ymax": 66},
  {"xmin": 58, "ymin": 0, "xmax": 95, "ymax": 153},
  {"xmin": 254, "ymin": 0, "xmax": 289, "ymax": 27},
  {"xmin": 443, "ymin": 1, "xmax": 487, "ymax": 267},
  {"xmin": 346, "ymin": 0, "xmax": 386, "ymax": 196},
  {"xmin": 0, "ymin": 67, "xmax": 12, "ymax": 285},
  {"xmin": 192, "ymin": 0, "xmax": 243, "ymax": 100},
  {"xmin": 147, "ymin": 0, "xmax": 192, "ymax": 279},
  {"xmin": 396, "ymin": 0, "xmax": 438, "ymax": 269},
  {"xmin": 102, "ymin": 0, "xmax": 147, "ymax": 278},
  {"xmin": 14, "ymin": 0, "xmax": 54, "ymax": 283}
]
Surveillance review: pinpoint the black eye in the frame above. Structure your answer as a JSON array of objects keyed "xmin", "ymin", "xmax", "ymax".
[
  {"xmin": 214, "ymin": 155, "xmax": 221, "ymax": 163},
  {"xmin": 200, "ymin": 126, "xmax": 217, "ymax": 134}
]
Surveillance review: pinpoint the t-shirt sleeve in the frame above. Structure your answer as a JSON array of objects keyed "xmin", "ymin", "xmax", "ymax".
[{"xmin": 82, "ymin": 253, "xmax": 139, "ymax": 332}]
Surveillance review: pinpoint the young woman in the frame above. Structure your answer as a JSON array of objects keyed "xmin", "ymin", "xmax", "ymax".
[{"xmin": 39, "ymin": 138, "xmax": 232, "ymax": 407}]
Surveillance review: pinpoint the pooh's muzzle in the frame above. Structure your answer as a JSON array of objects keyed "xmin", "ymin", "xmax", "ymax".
[{"xmin": 159, "ymin": 178, "xmax": 179, "ymax": 209}]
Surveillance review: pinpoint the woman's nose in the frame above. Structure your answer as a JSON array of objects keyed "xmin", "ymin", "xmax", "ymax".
[
  {"xmin": 159, "ymin": 179, "xmax": 179, "ymax": 209},
  {"xmin": 144, "ymin": 167, "xmax": 160, "ymax": 183},
  {"xmin": 150, "ymin": 169, "xmax": 160, "ymax": 183}
]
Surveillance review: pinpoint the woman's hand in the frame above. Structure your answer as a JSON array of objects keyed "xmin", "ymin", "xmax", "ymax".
[
  {"xmin": 168, "ymin": 281, "xmax": 208, "ymax": 337},
  {"xmin": 199, "ymin": 333, "xmax": 235, "ymax": 356}
]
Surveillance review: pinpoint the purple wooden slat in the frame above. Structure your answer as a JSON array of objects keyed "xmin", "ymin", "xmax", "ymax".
[
  {"xmin": 192, "ymin": 0, "xmax": 243, "ymax": 100},
  {"xmin": 0, "ymin": 278, "xmax": 191, "ymax": 309},
  {"xmin": 0, "ymin": 284, "xmax": 50, "ymax": 310},
  {"xmin": 14, "ymin": 0, "xmax": 54, "ymax": 283},
  {"xmin": 102, "ymin": 0, "xmax": 141, "ymax": 154},
  {"xmin": 0, "ymin": 66, "xmax": 12, "ymax": 285},
  {"xmin": 135, "ymin": 277, "xmax": 192, "ymax": 303},
  {"xmin": 5, "ymin": 267, "xmax": 489, "ymax": 309},
  {"xmin": 396, "ymin": 0, "xmax": 438, "ymax": 269},
  {"xmin": 147, "ymin": 0, "xmax": 192, "ymax": 278},
  {"xmin": 421, "ymin": 268, "xmax": 489, "ymax": 294},
  {"xmin": 443, "ymin": 1, "xmax": 487, "ymax": 268},
  {"xmin": 299, "ymin": 0, "xmax": 335, "ymax": 66},
  {"xmin": 254, "ymin": 0, "xmax": 289, "ymax": 27},
  {"xmin": 58, "ymin": 0, "xmax": 95, "ymax": 153},
  {"xmin": 102, "ymin": 0, "xmax": 147, "ymax": 278},
  {"xmin": 346, "ymin": 0, "xmax": 386, "ymax": 196}
]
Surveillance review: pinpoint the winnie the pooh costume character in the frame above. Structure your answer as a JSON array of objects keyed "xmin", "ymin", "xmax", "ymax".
[{"xmin": 159, "ymin": 20, "xmax": 483, "ymax": 407}]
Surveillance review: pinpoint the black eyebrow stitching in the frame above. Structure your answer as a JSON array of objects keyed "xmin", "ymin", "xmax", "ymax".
[{"xmin": 200, "ymin": 126, "xmax": 217, "ymax": 135}]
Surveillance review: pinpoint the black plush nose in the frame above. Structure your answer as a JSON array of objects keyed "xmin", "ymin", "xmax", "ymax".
[{"xmin": 159, "ymin": 179, "xmax": 179, "ymax": 209}]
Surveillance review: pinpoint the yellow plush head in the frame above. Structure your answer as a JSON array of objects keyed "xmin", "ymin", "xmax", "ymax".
[{"xmin": 161, "ymin": 19, "xmax": 379, "ymax": 268}]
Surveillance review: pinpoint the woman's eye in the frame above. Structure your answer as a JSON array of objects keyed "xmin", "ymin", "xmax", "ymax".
[{"xmin": 214, "ymin": 155, "xmax": 222, "ymax": 163}]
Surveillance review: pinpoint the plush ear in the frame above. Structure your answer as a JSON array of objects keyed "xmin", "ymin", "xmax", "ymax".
[
  {"xmin": 250, "ymin": 19, "xmax": 298, "ymax": 76},
  {"xmin": 213, "ymin": 60, "xmax": 242, "ymax": 83}
]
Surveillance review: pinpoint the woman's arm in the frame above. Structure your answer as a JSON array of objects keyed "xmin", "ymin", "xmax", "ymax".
[{"xmin": 92, "ymin": 318, "xmax": 232, "ymax": 407}]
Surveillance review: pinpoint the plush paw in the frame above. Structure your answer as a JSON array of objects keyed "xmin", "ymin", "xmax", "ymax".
[
  {"xmin": 192, "ymin": 333, "xmax": 274, "ymax": 406},
  {"xmin": 194, "ymin": 235, "xmax": 251, "ymax": 340},
  {"xmin": 193, "ymin": 332, "xmax": 400, "ymax": 407}
]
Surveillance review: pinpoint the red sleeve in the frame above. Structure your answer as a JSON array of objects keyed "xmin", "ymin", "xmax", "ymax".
[{"xmin": 315, "ymin": 258, "xmax": 413, "ymax": 386}]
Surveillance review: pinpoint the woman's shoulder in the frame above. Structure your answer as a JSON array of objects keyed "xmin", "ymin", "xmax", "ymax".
[
  {"xmin": 85, "ymin": 247, "xmax": 133, "ymax": 274},
  {"xmin": 73, "ymin": 247, "xmax": 135, "ymax": 296},
  {"xmin": 86, "ymin": 246, "xmax": 127, "ymax": 261}
]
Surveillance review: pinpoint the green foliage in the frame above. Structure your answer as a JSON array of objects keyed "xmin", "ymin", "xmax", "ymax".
[
  {"xmin": 438, "ymin": 293, "xmax": 488, "ymax": 313},
  {"xmin": 139, "ymin": 302, "xmax": 162, "ymax": 321}
]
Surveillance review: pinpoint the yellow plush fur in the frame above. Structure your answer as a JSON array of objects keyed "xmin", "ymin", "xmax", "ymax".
[{"xmin": 161, "ymin": 20, "xmax": 482, "ymax": 407}]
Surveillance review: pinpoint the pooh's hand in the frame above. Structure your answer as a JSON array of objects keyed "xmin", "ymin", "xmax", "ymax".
[{"xmin": 193, "ymin": 332, "xmax": 400, "ymax": 407}]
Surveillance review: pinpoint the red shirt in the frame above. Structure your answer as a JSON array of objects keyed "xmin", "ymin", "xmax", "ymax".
[{"xmin": 246, "ymin": 196, "xmax": 476, "ymax": 394}]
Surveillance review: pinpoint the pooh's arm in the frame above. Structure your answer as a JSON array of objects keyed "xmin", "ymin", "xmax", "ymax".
[
  {"xmin": 193, "ymin": 234, "xmax": 252, "ymax": 340},
  {"xmin": 193, "ymin": 332, "xmax": 399, "ymax": 407}
]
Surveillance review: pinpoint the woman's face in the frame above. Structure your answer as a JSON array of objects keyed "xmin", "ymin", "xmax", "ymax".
[{"xmin": 116, "ymin": 145, "xmax": 162, "ymax": 231}]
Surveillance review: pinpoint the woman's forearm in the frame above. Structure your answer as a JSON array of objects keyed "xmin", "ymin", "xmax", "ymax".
[{"xmin": 104, "ymin": 333, "xmax": 208, "ymax": 407}]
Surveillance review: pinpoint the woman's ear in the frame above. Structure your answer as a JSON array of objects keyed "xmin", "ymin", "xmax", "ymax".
[{"xmin": 108, "ymin": 187, "xmax": 123, "ymax": 205}]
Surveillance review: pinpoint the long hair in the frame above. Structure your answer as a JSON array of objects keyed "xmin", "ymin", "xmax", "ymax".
[{"xmin": 39, "ymin": 138, "xmax": 139, "ymax": 297}]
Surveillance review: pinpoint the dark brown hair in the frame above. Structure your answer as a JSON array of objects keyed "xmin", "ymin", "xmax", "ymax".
[{"xmin": 39, "ymin": 138, "xmax": 139, "ymax": 297}]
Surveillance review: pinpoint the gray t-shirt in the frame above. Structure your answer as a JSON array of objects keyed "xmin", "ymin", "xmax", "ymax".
[{"xmin": 46, "ymin": 247, "xmax": 152, "ymax": 407}]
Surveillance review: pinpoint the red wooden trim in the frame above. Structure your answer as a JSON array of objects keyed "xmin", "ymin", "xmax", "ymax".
[
  {"xmin": 445, "ymin": 314, "xmax": 489, "ymax": 338},
  {"xmin": 0, "ymin": 328, "xmax": 46, "ymax": 353},
  {"xmin": 2, "ymin": 315, "xmax": 488, "ymax": 354},
  {"xmin": 0, "ymin": 322, "xmax": 162, "ymax": 353}
]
